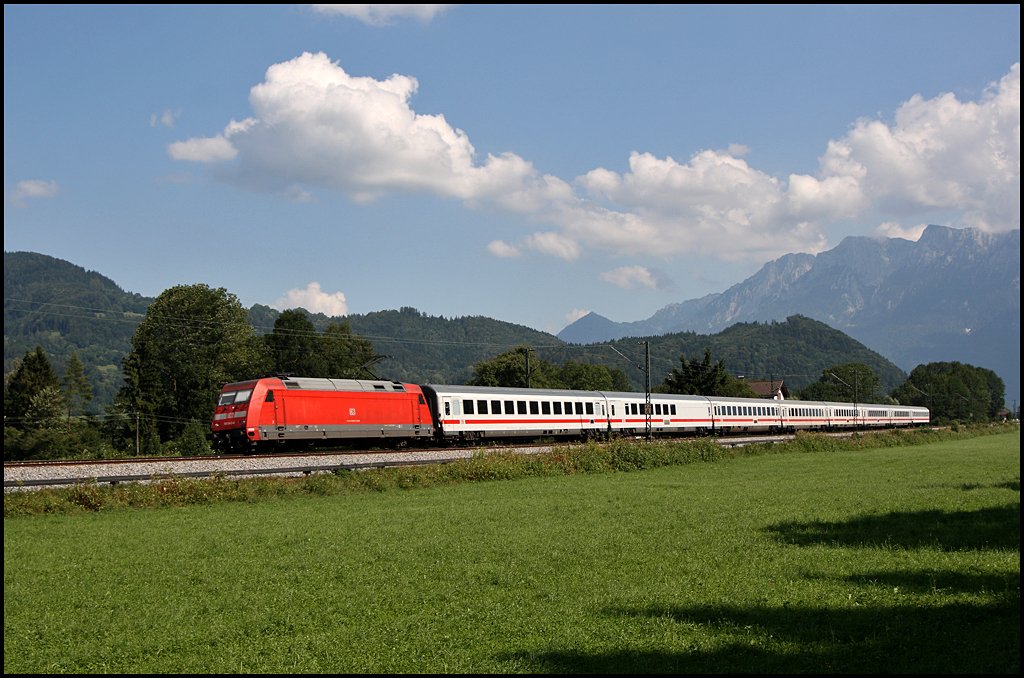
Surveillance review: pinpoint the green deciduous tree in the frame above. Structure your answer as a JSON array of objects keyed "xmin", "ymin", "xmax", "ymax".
[
  {"xmin": 469, "ymin": 347, "xmax": 632, "ymax": 391},
  {"xmin": 892, "ymin": 362, "xmax": 1004, "ymax": 422},
  {"xmin": 799, "ymin": 363, "xmax": 884, "ymax": 403},
  {"xmin": 26, "ymin": 385, "xmax": 66, "ymax": 430},
  {"xmin": 558, "ymin": 360, "xmax": 633, "ymax": 391},
  {"xmin": 114, "ymin": 284, "xmax": 270, "ymax": 453},
  {"xmin": 662, "ymin": 349, "xmax": 756, "ymax": 397},
  {"xmin": 470, "ymin": 346, "xmax": 559, "ymax": 388},
  {"xmin": 265, "ymin": 309, "xmax": 324, "ymax": 376},
  {"xmin": 321, "ymin": 321, "xmax": 381, "ymax": 378},
  {"xmin": 163, "ymin": 421, "xmax": 214, "ymax": 457},
  {"xmin": 266, "ymin": 310, "xmax": 383, "ymax": 379}
]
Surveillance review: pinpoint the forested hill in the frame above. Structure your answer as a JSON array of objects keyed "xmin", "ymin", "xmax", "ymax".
[
  {"xmin": 559, "ymin": 314, "xmax": 907, "ymax": 394},
  {"xmin": 4, "ymin": 251, "xmax": 151, "ymax": 407},
  {"xmin": 5, "ymin": 251, "xmax": 907, "ymax": 409},
  {"xmin": 249, "ymin": 304, "xmax": 560, "ymax": 386},
  {"xmin": 248, "ymin": 306, "xmax": 906, "ymax": 394}
]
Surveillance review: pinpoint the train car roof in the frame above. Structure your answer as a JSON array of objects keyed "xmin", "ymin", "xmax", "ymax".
[
  {"xmin": 423, "ymin": 384, "xmax": 605, "ymax": 399},
  {"xmin": 422, "ymin": 385, "xmax": 711, "ymax": 402},
  {"xmin": 420, "ymin": 385, "xmax": 925, "ymax": 413},
  {"xmin": 599, "ymin": 391, "xmax": 710, "ymax": 402}
]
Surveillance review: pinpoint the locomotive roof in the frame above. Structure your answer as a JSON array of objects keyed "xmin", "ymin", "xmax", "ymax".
[{"xmin": 279, "ymin": 377, "xmax": 412, "ymax": 392}]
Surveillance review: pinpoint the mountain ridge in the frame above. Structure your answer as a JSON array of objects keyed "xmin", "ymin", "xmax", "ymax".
[
  {"xmin": 6, "ymin": 251, "xmax": 915, "ymax": 407},
  {"xmin": 558, "ymin": 225, "xmax": 1020, "ymax": 404}
]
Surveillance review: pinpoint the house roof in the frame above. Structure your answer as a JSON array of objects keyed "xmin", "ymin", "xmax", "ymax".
[{"xmin": 745, "ymin": 380, "xmax": 790, "ymax": 398}]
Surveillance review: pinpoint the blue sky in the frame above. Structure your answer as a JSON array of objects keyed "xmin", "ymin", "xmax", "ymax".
[{"xmin": 4, "ymin": 5, "xmax": 1020, "ymax": 335}]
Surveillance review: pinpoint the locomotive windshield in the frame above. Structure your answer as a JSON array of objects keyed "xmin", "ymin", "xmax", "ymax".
[{"xmin": 218, "ymin": 389, "xmax": 253, "ymax": 406}]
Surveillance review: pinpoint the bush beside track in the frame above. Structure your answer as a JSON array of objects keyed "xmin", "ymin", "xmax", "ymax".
[{"xmin": 4, "ymin": 423, "xmax": 1016, "ymax": 517}]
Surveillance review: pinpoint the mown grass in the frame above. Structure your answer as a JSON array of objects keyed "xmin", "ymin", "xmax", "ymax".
[{"xmin": 4, "ymin": 425, "xmax": 1019, "ymax": 673}]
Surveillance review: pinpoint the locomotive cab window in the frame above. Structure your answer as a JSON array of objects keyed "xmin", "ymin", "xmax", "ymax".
[{"xmin": 218, "ymin": 389, "xmax": 252, "ymax": 406}]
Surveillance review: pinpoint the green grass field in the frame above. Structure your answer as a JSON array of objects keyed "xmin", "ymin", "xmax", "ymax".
[{"xmin": 4, "ymin": 430, "xmax": 1019, "ymax": 673}]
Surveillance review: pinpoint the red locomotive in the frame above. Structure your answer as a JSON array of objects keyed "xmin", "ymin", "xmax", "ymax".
[{"xmin": 211, "ymin": 375, "xmax": 433, "ymax": 452}]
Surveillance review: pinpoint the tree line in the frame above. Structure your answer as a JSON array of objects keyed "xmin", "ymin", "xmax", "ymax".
[{"xmin": 4, "ymin": 284, "xmax": 1010, "ymax": 461}]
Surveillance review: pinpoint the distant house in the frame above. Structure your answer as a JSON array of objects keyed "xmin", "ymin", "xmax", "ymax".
[{"xmin": 746, "ymin": 380, "xmax": 789, "ymax": 400}]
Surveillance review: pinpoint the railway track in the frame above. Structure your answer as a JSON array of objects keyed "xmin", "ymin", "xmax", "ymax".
[
  {"xmin": 3, "ymin": 444, "xmax": 556, "ymax": 491},
  {"xmin": 3, "ymin": 431, "xmax": 854, "ymax": 491}
]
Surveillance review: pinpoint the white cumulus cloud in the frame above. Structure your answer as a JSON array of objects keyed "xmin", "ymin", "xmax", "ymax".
[
  {"xmin": 524, "ymin": 231, "xmax": 580, "ymax": 260},
  {"xmin": 8, "ymin": 179, "xmax": 58, "ymax": 206},
  {"xmin": 565, "ymin": 308, "xmax": 590, "ymax": 326},
  {"xmin": 578, "ymin": 149, "xmax": 831, "ymax": 261},
  {"xmin": 818, "ymin": 62, "xmax": 1020, "ymax": 232},
  {"xmin": 172, "ymin": 55, "xmax": 1019, "ymax": 270},
  {"xmin": 874, "ymin": 221, "xmax": 927, "ymax": 241},
  {"xmin": 312, "ymin": 4, "xmax": 454, "ymax": 26},
  {"xmin": 168, "ymin": 132, "xmax": 238, "ymax": 163},
  {"xmin": 150, "ymin": 108, "xmax": 180, "ymax": 128},
  {"xmin": 171, "ymin": 52, "xmax": 563, "ymax": 208},
  {"xmin": 487, "ymin": 240, "xmax": 521, "ymax": 258},
  {"xmin": 572, "ymin": 64, "xmax": 1018, "ymax": 260},
  {"xmin": 272, "ymin": 282, "xmax": 348, "ymax": 317},
  {"xmin": 601, "ymin": 266, "xmax": 660, "ymax": 290}
]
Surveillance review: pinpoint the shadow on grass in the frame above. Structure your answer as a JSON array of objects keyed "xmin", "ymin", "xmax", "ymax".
[
  {"xmin": 502, "ymin": 496, "xmax": 1020, "ymax": 673},
  {"xmin": 951, "ymin": 478, "xmax": 1020, "ymax": 492},
  {"xmin": 840, "ymin": 568, "xmax": 1019, "ymax": 595},
  {"xmin": 998, "ymin": 479, "xmax": 1021, "ymax": 491},
  {"xmin": 765, "ymin": 503, "xmax": 1020, "ymax": 551},
  {"xmin": 502, "ymin": 596, "xmax": 1018, "ymax": 674}
]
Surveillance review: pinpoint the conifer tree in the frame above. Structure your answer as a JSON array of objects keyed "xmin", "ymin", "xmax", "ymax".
[
  {"xmin": 4, "ymin": 346, "xmax": 61, "ymax": 429},
  {"xmin": 63, "ymin": 351, "xmax": 94, "ymax": 421}
]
